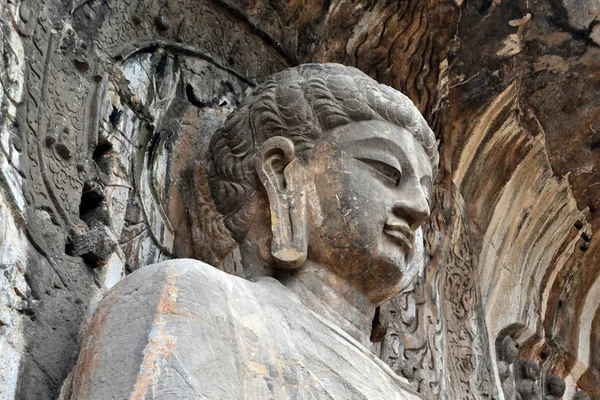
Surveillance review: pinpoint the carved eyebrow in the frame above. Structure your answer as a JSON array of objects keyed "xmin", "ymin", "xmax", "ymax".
[
  {"xmin": 342, "ymin": 136, "xmax": 404, "ymax": 152},
  {"xmin": 341, "ymin": 137, "xmax": 404, "ymax": 170}
]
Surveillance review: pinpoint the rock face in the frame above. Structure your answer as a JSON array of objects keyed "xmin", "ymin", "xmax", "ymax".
[{"xmin": 0, "ymin": 0, "xmax": 598, "ymax": 399}]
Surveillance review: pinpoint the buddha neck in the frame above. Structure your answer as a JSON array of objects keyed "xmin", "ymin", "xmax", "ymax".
[{"xmin": 276, "ymin": 260, "xmax": 377, "ymax": 347}]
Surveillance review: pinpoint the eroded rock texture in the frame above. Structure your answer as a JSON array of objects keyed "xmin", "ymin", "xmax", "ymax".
[{"xmin": 0, "ymin": 0, "xmax": 598, "ymax": 399}]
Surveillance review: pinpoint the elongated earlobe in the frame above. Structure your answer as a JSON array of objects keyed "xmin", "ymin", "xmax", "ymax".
[{"xmin": 255, "ymin": 137, "xmax": 308, "ymax": 269}]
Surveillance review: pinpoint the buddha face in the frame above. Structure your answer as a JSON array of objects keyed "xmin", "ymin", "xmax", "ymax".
[
  {"xmin": 305, "ymin": 120, "xmax": 433, "ymax": 303},
  {"xmin": 497, "ymin": 335, "xmax": 520, "ymax": 364}
]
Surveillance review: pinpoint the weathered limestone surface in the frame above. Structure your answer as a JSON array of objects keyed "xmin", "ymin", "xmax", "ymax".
[
  {"xmin": 68, "ymin": 260, "xmax": 421, "ymax": 399},
  {"xmin": 0, "ymin": 0, "xmax": 598, "ymax": 399}
]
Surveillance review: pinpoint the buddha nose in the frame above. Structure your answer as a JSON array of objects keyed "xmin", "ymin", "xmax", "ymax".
[{"xmin": 391, "ymin": 184, "xmax": 430, "ymax": 230}]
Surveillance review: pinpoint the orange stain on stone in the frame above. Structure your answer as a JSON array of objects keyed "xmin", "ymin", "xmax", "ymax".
[
  {"xmin": 130, "ymin": 269, "xmax": 183, "ymax": 400},
  {"xmin": 72, "ymin": 294, "xmax": 118, "ymax": 397}
]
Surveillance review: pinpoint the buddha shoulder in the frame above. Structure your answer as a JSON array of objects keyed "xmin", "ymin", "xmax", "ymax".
[
  {"xmin": 69, "ymin": 259, "xmax": 262, "ymax": 399},
  {"xmin": 96, "ymin": 259, "xmax": 257, "ymax": 321}
]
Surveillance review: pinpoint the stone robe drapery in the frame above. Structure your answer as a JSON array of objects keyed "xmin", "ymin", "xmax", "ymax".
[{"xmin": 69, "ymin": 259, "xmax": 420, "ymax": 399}]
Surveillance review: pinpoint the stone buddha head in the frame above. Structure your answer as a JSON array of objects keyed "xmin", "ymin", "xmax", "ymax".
[
  {"xmin": 207, "ymin": 63, "xmax": 438, "ymax": 304},
  {"xmin": 545, "ymin": 375, "xmax": 566, "ymax": 398},
  {"xmin": 497, "ymin": 335, "xmax": 521, "ymax": 364}
]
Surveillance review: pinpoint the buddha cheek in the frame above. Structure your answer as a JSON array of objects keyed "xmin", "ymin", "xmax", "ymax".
[
  {"xmin": 330, "ymin": 168, "xmax": 388, "ymax": 256},
  {"xmin": 309, "ymin": 173, "xmax": 375, "ymax": 262},
  {"xmin": 309, "ymin": 149, "xmax": 392, "ymax": 270},
  {"xmin": 337, "ymin": 180, "xmax": 409, "ymax": 279}
]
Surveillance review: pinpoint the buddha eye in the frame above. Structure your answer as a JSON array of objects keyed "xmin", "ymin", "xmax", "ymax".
[{"xmin": 356, "ymin": 158, "xmax": 401, "ymax": 187}]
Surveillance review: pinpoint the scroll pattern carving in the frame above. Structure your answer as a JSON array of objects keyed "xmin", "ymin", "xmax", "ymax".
[
  {"xmin": 22, "ymin": 1, "xmax": 95, "ymax": 255},
  {"xmin": 91, "ymin": 0, "xmax": 288, "ymax": 80},
  {"xmin": 443, "ymin": 185, "xmax": 496, "ymax": 399}
]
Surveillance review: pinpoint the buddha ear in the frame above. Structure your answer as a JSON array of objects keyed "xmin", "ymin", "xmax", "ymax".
[{"xmin": 255, "ymin": 136, "xmax": 308, "ymax": 269}]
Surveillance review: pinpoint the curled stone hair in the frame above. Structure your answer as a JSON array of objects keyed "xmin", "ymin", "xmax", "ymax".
[{"xmin": 207, "ymin": 63, "xmax": 439, "ymax": 241}]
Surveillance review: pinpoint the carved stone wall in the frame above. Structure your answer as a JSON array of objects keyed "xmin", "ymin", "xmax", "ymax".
[{"xmin": 0, "ymin": 0, "xmax": 599, "ymax": 399}]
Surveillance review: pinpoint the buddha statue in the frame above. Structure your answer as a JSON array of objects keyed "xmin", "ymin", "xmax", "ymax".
[
  {"xmin": 497, "ymin": 335, "xmax": 522, "ymax": 400},
  {"xmin": 66, "ymin": 63, "xmax": 438, "ymax": 399},
  {"xmin": 544, "ymin": 375, "xmax": 565, "ymax": 400},
  {"xmin": 516, "ymin": 360, "xmax": 542, "ymax": 400}
]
